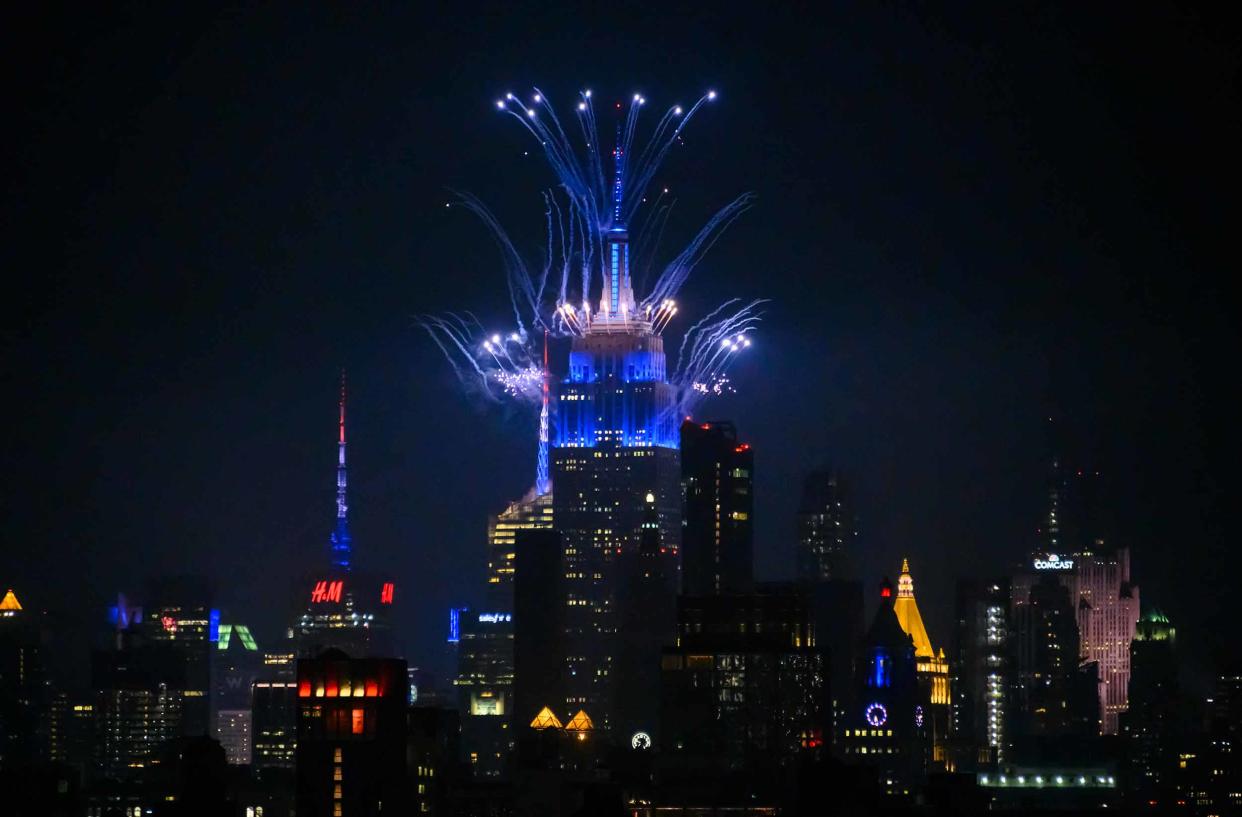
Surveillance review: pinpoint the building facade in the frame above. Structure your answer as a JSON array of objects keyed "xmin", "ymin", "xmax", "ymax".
[
  {"xmin": 680, "ymin": 419, "xmax": 754, "ymax": 596},
  {"xmin": 952, "ymin": 577, "xmax": 1014, "ymax": 767},
  {"xmin": 486, "ymin": 490, "xmax": 553, "ymax": 611},
  {"xmin": 661, "ymin": 584, "xmax": 828, "ymax": 779},
  {"xmin": 454, "ymin": 611, "xmax": 514, "ymax": 777},
  {"xmin": 551, "ymin": 149, "xmax": 682, "ymax": 734},
  {"xmin": 295, "ymin": 653, "xmax": 409, "ymax": 817},
  {"xmin": 795, "ymin": 470, "xmax": 857, "ymax": 582}
]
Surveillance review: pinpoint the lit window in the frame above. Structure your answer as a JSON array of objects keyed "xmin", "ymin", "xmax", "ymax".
[{"xmin": 351, "ymin": 709, "xmax": 365, "ymax": 734}]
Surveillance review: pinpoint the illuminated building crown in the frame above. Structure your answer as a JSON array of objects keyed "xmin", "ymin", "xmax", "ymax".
[{"xmin": 892, "ymin": 558, "xmax": 934, "ymax": 658}]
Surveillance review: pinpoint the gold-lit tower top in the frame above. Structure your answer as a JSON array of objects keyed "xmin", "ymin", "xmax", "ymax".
[{"xmin": 893, "ymin": 558, "xmax": 934, "ymax": 658}]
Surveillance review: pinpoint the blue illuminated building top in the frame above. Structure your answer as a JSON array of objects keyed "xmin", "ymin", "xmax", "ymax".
[
  {"xmin": 555, "ymin": 331, "xmax": 678, "ymax": 449},
  {"xmin": 554, "ymin": 130, "xmax": 677, "ymax": 449}
]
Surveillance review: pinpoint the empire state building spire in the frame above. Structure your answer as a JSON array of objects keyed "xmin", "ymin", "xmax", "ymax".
[
  {"xmin": 598, "ymin": 124, "xmax": 636, "ymax": 320},
  {"xmin": 329, "ymin": 370, "xmax": 353, "ymax": 571}
]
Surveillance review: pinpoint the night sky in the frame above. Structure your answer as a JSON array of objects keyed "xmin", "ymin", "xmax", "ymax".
[{"xmin": 3, "ymin": 3, "xmax": 1237, "ymax": 689}]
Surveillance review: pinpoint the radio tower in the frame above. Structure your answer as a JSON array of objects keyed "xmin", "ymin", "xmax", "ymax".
[{"xmin": 329, "ymin": 370, "xmax": 353, "ymax": 571}]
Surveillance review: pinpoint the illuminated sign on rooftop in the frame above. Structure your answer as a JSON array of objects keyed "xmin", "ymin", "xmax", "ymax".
[
  {"xmin": 478, "ymin": 613, "xmax": 511, "ymax": 623},
  {"xmin": 311, "ymin": 580, "xmax": 344, "ymax": 603},
  {"xmin": 1033, "ymin": 553, "xmax": 1074, "ymax": 571}
]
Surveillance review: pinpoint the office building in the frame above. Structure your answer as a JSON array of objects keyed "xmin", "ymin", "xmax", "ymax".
[
  {"xmin": 0, "ymin": 589, "xmax": 49, "ymax": 769},
  {"xmin": 1120, "ymin": 608, "xmax": 1181, "ymax": 806},
  {"xmin": 661, "ymin": 584, "xmax": 828, "ymax": 778},
  {"xmin": 512, "ymin": 529, "xmax": 564, "ymax": 733},
  {"xmin": 795, "ymin": 470, "xmax": 857, "ymax": 582},
  {"xmin": 680, "ymin": 419, "xmax": 754, "ymax": 596},
  {"xmin": 252, "ymin": 680, "xmax": 298, "ymax": 772},
  {"xmin": 92, "ymin": 637, "xmax": 188, "ymax": 780},
  {"xmin": 486, "ymin": 490, "xmax": 553, "ymax": 610},
  {"xmin": 952, "ymin": 577, "xmax": 1014, "ymax": 766},
  {"xmin": 295, "ymin": 652, "xmax": 409, "ymax": 817},
  {"xmin": 292, "ymin": 379, "xmax": 396, "ymax": 659},
  {"xmin": 213, "ymin": 622, "xmax": 261, "ymax": 765},
  {"xmin": 615, "ymin": 491, "xmax": 679, "ymax": 741},
  {"xmin": 454, "ymin": 610, "xmax": 513, "ymax": 777},
  {"xmin": 551, "ymin": 140, "xmax": 682, "ymax": 733}
]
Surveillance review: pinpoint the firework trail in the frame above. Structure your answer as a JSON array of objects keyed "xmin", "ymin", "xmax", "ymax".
[{"xmin": 422, "ymin": 87, "xmax": 764, "ymax": 418}]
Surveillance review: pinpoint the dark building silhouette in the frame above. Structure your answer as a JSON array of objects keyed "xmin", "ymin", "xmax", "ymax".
[
  {"xmin": 48, "ymin": 691, "xmax": 96, "ymax": 779},
  {"xmin": 295, "ymin": 652, "xmax": 409, "ymax": 817},
  {"xmin": 1120, "ymin": 608, "xmax": 1181, "ymax": 807},
  {"xmin": 513, "ymin": 528, "xmax": 565, "ymax": 734},
  {"xmin": 807, "ymin": 579, "xmax": 864, "ymax": 750},
  {"xmin": 795, "ymin": 470, "xmax": 857, "ymax": 582},
  {"xmin": 661, "ymin": 583, "xmax": 828, "ymax": 790},
  {"xmin": 0, "ymin": 589, "xmax": 49, "ymax": 770},
  {"xmin": 409, "ymin": 706, "xmax": 462, "ymax": 816},
  {"xmin": 1011, "ymin": 575, "xmax": 1100, "ymax": 740},
  {"xmin": 680, "ymin": 419, "xmax": 754, "ymax": 596},
  {"xmin": 616, "ymin": 491, "xmax": 679, "ymax": 744}
]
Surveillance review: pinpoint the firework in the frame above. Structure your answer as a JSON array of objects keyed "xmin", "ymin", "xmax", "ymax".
[{"xmin": 423, "ymin": 86, "xmax": 763, "ymax": 420}]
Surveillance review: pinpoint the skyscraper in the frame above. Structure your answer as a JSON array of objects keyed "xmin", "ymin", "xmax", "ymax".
[
  {"xmin": 0, "ymin": 589, "xmax": 49, "ymax": 769},
  {"xmin": 551, "ymin": 138, "xmax": 682, "ymax": 734},
  {"xmin": 796, "ymin": 470, "xmax": 857, "ymax": 582},
  {"xmin": 140, "ymin": 575, "xmax": 218, "ymax": 736},
  {"xmin": 891, "ymin": 560, "xmax": 952, "ymax": 768},
  {"xmin": 1033, "ymin": 447, "xmax": 1138, "ymax": 735},
  {"xmin": 213, "ymin": 622, "xmax": 261, "ymax": 765},
  {"xmin": 485, "ymin": 490, "xmax": 553, "ymax": 611},
  {"xmin": 1011, "ymin": 572, "xmax": 1099, "ymax": 738},
  {"xmin": 292, "ymin": 376, "xmax": 395, "ymax": 659},
  {"xmin": 295, "ymin": 652, "xmax": 409, "ymax": 817},
  {"xmin": 661, "ymin": 583, "xmax": 828, "ymax": 801},
  {"xmin": 680, "ymin": 419, "xmax": 754, "ymax": 596},
  {"xmin": 953, "ymin": 577, "xmax": 1014, "ymax": 766},
  {"xmin": 1068, "ymin": 546, "xmax": 1139, "ymax": 735},
  {"xmin": 615, "ymin": 491, "xmax": 678, "ymax": 742},
  {"xmin": 1121, "ymin": 609, "xmax": 1180, "ymax": 806},
  {"xmin": 454, "ymin": 610, "xmax": 513, "ymax": 777},
  {"xmin": 92, "ymin": 636, "xmax": 187, "ymax": 780},
  {"xmin": 842, "ymin": 577, "xmax": 921, "ymax": 799},
  {"xmin": 512, "ymin": 529, "xmax": 564, "ymax": 734},
  {"xmin": 252, "ymin": 680, "xmax": 298, "ymax": 772}
]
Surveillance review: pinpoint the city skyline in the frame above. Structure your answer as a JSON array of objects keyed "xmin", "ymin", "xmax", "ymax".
[{"xmin": 3, "ymin": 0, "xmax": 1235, "ymax": 706}]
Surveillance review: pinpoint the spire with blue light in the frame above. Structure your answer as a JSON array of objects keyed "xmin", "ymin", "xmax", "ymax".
[
  {"xmin": 329, "ymin": 371, "xmax": 353, "ymax": 571},
  {"xmin": 599, "ymin": 125, "xmax": 635, "ymax": 320}
]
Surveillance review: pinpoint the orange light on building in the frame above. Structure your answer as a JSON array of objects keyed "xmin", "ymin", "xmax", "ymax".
[
  {"xmin": 365, "ymin": 679, "xmax": 379, "ymax": 697},
  {"xmin": 298, "ymin": 679, "xmax": 311, "ymax": 697},
  {"xmin": 351, "ymin": 709, "xmax": 365, "ymax": 735},
  {"xmin": 326, "ymin": 677, "xmax": 338, "ymax": 697}
]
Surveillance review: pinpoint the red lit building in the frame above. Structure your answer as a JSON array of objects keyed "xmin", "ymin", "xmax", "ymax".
[{"xmin": 295, "ymin": 651, "xmax": 409, "ymax": 817}]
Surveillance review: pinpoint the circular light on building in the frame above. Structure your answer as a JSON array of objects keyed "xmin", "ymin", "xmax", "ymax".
[
  {"xmin": 631, "ymin": 731, "xmax": 652, "ymax": 750},
  {"xmin": 865, "ymin": 702, "xmax": 888, "ymax": 727}
]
